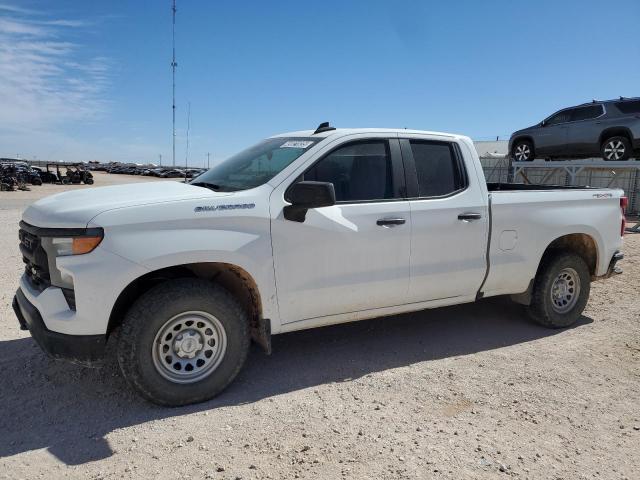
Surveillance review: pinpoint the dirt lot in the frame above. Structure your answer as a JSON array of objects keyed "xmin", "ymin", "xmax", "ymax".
[{"xmin": 1, "ymin": 172, "xmax": 639, "ymax": 480}]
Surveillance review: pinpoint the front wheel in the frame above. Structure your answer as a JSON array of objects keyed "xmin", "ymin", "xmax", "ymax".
[
  {"xmin": 526, "ymin": 252, "xmax": 591, "ymax": 328},
  {"xmin": 117, "ymin": 278, "xmax": 250, "ymax": 406},
  {"xmin": 512, "ymin": 140, "xmax": 534, "ymax": 161},
  {"xmin": 601, "ymin": 136, "xmax": 631, "ymax": 161}
]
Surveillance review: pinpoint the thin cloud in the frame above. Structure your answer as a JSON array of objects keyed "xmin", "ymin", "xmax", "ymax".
[
  {"xmin": 0, "ymin": 3, "xmax": 39, "ymax": 15},
  {"xmin": 0, "ymin": 6, "xmax": 109, "ymax": 131},
  {"xmin": 37, "ymin": 19, "xmax": 90, "ymax": 27}
]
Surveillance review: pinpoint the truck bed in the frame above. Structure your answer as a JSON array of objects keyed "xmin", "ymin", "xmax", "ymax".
[{"xmin": 481, "ymin": 185, "xmax": 623, "ymax": 299}]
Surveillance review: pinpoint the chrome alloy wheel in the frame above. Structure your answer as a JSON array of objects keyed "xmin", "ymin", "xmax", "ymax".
[
  {"xmin": 550, "ymin": 268, "xmax": 581, "ymax": 314},
  {"xmin": 514, "ymin": 143, "xmax": 531, "ymax": 161},
  {"xmin": 603, "ymin": 140, "xmax": 626, "ymax": 160},
  {"xmin": 152, "ymin": 311, "xmax": 227, "ymax": 384}
]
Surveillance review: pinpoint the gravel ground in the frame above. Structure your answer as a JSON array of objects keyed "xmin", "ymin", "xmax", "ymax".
[{"xmin": 1, "ymin": 173, "xmax": 639, "ymax": 480}]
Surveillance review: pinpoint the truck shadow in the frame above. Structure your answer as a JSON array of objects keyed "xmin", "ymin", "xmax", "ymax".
[{"xmin": 0, "ymin": 297, "xmax": 592, "ymax": 465}]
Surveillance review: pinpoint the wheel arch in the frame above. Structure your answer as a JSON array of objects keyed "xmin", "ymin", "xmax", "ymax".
[
  {"xmin": 538, "ymin": 233, "xmax": 598, "ymax": 277},
  {"xmin": 599, "ymin": 127, "xmax": 633, "ymax": 146},
  {"xmin": 512, "ymin": 232, "xmax": 599, "ymax": 306},
  {"xmin": 107, "ymin": 262, "xmax": 263, "ymax": 338}
]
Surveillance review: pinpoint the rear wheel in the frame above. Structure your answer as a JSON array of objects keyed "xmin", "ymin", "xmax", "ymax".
[
  {"xmin": 601, "ymin": 136, "xmax": 631, "ymax": 161},
  {"xmin": 117, "ymin": 278, "xmax": 250, "ymax": 406},
  {"xmin": 526, "ymin": 252, "xmax": 590, "ymax": 328},
  {"xmin": 512, "ymin": 140, "xmax": 534, "ymax": 161}
]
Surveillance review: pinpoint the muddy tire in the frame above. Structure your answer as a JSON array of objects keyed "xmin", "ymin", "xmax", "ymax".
[
  {"xmin": 526, "ymin": 252, "xmax": 590, "ymax": 328},
  {"xmin": 117, "ymin": 278, "xmax": 250, "ymax": 406}
]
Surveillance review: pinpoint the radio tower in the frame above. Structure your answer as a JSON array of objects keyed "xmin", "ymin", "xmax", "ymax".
[{"xmin": 171, "ymin": 0, "xmax": 177, "ymax": 166}]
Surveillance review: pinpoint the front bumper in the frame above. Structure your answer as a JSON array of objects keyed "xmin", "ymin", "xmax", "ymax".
[{"xmin": 13, "ymin": 288, "xmax": 105, "ymax": 366}]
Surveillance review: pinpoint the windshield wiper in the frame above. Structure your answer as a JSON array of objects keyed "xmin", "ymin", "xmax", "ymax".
[{"xmin": 191, "ymin": 181, "xmax": 223, "ymax": 191}]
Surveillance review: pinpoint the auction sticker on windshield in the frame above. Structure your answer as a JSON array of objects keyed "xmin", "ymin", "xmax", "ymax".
[{"xmin": 280, "ymin": 140, "xmax": 314, "ymax": 149}]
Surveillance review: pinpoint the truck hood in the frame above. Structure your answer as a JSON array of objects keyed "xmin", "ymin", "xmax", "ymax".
[{"xmin": 23, "ymin": 181, "xmax": 232, "ymax": 228}]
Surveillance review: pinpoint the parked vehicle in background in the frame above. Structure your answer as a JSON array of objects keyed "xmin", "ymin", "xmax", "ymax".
[
  {"xmin": 10, "ymin": 162, "xmax": 42, "ymax": 186},
  {"xmin": 1, "ymin": 161, "xmax": 42, "ymax": 189},
  {"xmin": 160, "ymin": 168, "xmax": 185, "ymax": 178},
  {"xmin": 510, "ymin": 97, "xmax": 640, "ymax": 161},
  {"xmin": 32, "ymin": 167, "xmax": 56, "ymax": 183},
  {"xmin": 13, "ymin": 124, "xmax": 626, "ymax": 406},
  {"xmin": 33, "ymin": 166, "xmax": 58, "ymax": 184},
  {"xmin": 65, "ymin": 166, "xmax": 94, "ymax": 185}
]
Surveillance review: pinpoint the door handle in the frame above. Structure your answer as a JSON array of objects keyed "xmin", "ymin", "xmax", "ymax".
[
  {"xmin": 458, "ymin": 212, "xmax": 482, "ymax": 221},
  {"xmin": 376, "ymin": 217, "xmax": 406, "ymax": 227}
]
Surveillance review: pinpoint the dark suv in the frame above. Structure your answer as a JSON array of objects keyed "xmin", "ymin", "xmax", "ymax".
[{"xmin": 509, "ymin": 98, "xmax": 640, "ymax": 161}]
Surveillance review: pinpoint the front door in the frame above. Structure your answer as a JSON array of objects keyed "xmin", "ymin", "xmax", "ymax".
[
  {"xmin": 533, "ymin": 109, "xmax": 571, "ymax": 157},
  {"xmin": 270, "ymin": 137, "xmax": 411, "ymax": 324}
]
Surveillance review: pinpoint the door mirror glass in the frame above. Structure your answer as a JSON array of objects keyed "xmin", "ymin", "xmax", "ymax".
[{"xmin": 284, "ymin": 181, "xmax": 336, "ymax": 222}]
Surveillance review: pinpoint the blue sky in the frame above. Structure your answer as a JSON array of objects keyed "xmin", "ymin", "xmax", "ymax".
[{"xmin": 1, "ymin": 0, "xmax": 639, "ymax": 166}]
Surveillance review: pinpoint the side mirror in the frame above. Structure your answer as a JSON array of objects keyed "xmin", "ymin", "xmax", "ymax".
[
  {"xmin": 540, "ymin": 120, "xmax": 546, "ymax": 127},
  {"xmin": 284, "ymin": 181, "xmax": 336, "ymax": 222}
]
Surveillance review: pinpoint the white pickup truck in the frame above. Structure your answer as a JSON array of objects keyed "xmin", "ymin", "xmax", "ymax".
[{"xmin": 14, "ymin": 124, "xmax": 626, "ymax": 406}]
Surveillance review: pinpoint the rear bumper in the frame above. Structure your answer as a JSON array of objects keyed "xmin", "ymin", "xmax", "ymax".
[{"xmin": 13, "ymin": 288, "xmax": 106, "ymax": 366}]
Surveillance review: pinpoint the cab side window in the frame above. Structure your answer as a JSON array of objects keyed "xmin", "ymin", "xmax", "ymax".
[
  {"xmin": 569, "ymin": 105, "xmax": 603, "ymax": 122},
  {"xmin": 303, "ymin": 141, "xmax": 394, "ymax": 202},
  {"xmin": 615, "ymin": 100, "xmax": 640, "ymax": 114},
  {"xmin": 409, "ymin": 141, "xmax": 466, "ymax": 197},
  {"xmin": 545, "ymin": 110, "xmax": 572, "ymax": 125}
]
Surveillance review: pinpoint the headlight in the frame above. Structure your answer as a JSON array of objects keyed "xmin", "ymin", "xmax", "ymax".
[
  {"xmin": 41, "ymin": 231, "xmax": 103, "ymax": 290},
  {"xmin": 50, "ymin": 235, "xmax": 103, "ymax": 256}
]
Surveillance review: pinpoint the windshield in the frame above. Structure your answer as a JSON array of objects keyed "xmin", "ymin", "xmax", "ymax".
[{"xmin": 190, "ymin": 137, "xmax": 321, "ymax": 191}]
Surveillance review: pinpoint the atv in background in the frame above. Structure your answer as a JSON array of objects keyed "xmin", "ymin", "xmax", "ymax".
[
  {"xmin": 42, "ymin": 163, "xmax": 95, "ymax": 185},
  {"xmin": 34, "ymin": 165, "xmax": 59, "ymax": 184},
  {"xmin": 65, "ymin": 165, "xmax": 94, "ymax": 185}
]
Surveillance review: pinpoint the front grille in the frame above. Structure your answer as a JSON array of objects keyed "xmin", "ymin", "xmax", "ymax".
[{"xmin": 18, "ymin": 226, "xmax": 51, "ymax": 291}]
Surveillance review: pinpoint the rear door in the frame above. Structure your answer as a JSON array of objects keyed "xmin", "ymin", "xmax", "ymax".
[
  {"xmin": 400, "ymin": 137, "xmax": 488, "ymax": 302},
  {"xmin": 270, "ymin": 135, "xmax": 411, "ymax": 324},
  {"xmin": 564, "ymin": 104, "xmax": 605, "ymax": 156}
]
